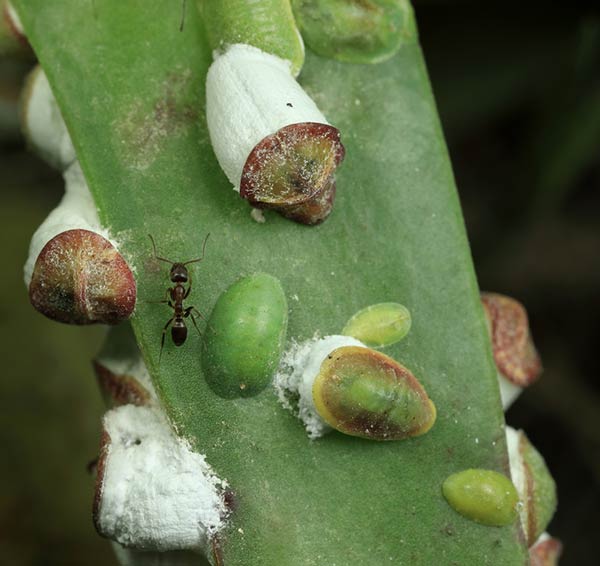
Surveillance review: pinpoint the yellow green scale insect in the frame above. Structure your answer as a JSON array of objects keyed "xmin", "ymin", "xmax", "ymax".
[
  {"xmin": 342, "ymin": 302, "xmax": 411, "ymax": 347},
  {"xmin": 442, "ymin": 469, "xmax": 519, "ymax": 527}
]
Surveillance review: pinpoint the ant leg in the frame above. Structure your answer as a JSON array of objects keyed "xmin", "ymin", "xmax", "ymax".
[
  {"xmin": 146, "ymin": 288, "xmax": 172, "ymax": 305},
  {"xmin": 190, "ymin": 306, "xmax": 215, "ymax": 334},
  {"xmin": 190, "ymin": 306, "xmax": 206, "ymax": 321},
  {"xmin": 148, "ymin": 234, "xmax": 175, "ymax": 265},
  {"xmin": 159, "ymin": 317, "xmax": 175, "ymax": 364},
  {"xmin": 184, "ymin": 307, "xmax": 202, "ymax": 337},
  {"xmin": 184, "ymin": 273, "xmax": 192, "ymax": 299}
]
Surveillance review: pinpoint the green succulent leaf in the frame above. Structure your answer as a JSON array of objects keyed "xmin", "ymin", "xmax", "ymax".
[{"xmin": 14, "ymin": 0, "xmax": 528, "ymax": 564}]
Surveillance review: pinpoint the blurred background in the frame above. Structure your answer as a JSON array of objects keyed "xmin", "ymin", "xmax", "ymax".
[{"xmin": 0, "ymin": 0, "xmax": 598, "ymax": 564}]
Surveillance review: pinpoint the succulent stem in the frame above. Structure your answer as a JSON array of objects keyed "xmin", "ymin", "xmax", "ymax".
[{"xmin": 200, "ymin": 0, "xmax": 305, "ymax": 76}]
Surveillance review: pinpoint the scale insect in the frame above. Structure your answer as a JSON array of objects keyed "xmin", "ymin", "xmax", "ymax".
[{"xmin": 148, "ymin": 234, "xmax": 210, "ymax": 362}]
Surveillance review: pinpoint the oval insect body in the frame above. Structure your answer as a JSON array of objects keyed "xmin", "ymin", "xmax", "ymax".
[
  {"xmin": 172, "ymin": 321, "xmax": 187, "ymax": 347},
  {"xmin": 442, "ymin": 469, "xmax": 519, "ymax": 526},
  {"xmin": 342, "ymin": 302, "xmax": 412, "ymax": 347},
  {"xmin": 312, "ymin": 346, "xmax": 436, "ymax": 440},
  {"xmin": 202, "ymin": 273, "xmax": 288, "ymax": 398},
  {"xmin": 292, "ymin": 0, "xmax": 417, "ymax": 65}
]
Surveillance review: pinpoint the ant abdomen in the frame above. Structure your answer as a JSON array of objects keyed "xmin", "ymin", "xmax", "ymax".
[{"xmin": 172, "ymin": 321, "xmax": 187, "ymax": 347}]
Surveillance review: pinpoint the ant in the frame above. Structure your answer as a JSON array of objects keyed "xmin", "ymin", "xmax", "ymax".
[{"xmin": 149, "ymin": 233, "xmax": 210, "ymax": 362}]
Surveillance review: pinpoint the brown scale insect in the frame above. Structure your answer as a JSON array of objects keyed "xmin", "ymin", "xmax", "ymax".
[{"xmin": 149, "ymin": 234, "xmax": 210, "ymax": 362}]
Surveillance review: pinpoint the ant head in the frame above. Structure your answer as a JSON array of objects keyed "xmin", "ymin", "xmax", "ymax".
[{"xmin": 170, "ymin": 263, "xmax": 188, "ymax": 283}]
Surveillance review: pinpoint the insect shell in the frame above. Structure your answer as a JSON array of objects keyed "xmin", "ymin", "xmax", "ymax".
[{"xmin": 202, "ymin": 272, "xmax": 288, "ymax": 398}]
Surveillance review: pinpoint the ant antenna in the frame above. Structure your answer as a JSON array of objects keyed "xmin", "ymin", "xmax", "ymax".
[
  {"xmin": 184, "ymin": 233, "xmax": 211, "ymax": 265},
  {"xmin": 180, "ymin": 0, "xmax": 187, "ymax": 32},
  {"xmin": 149, "ymin": 234, "xmax": 175, "ymax": 265}
]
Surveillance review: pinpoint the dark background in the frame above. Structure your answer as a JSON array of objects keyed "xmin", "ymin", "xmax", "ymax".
[{"xmin": 1, "ymin": 1, "xmax": 598, "ymax": 564}]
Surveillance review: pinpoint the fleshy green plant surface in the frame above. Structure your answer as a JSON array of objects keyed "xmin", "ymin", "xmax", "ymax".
[{"xmin": 14, "ymin": 1, "xmax": 528, "ymax": 564}]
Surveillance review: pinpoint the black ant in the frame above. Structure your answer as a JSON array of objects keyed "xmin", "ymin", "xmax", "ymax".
[{"xmin": 149, "ymin": 234, "xmax": 210, "ymax": 362}]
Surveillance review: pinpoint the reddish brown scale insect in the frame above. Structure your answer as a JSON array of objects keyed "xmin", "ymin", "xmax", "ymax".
[{"xmin": 149, "ymin": 234, "xmax": 210, "ymax": 362}]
